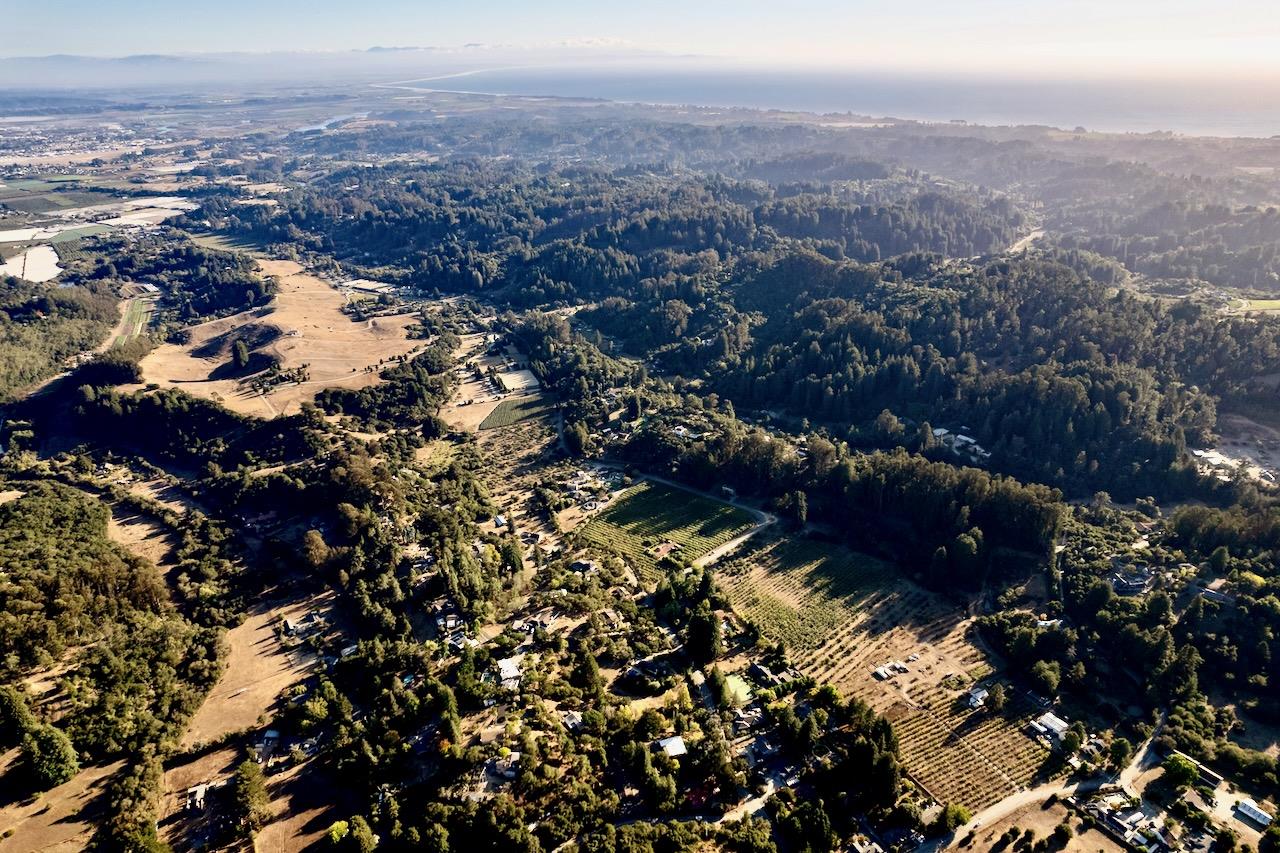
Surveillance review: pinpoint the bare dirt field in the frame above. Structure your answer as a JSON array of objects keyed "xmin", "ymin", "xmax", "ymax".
[
  {"xmin": 136, "ymin": 259, "xmax": 421, "ymax": 418},
  {"xmin": 0, "ymin": 755, "xmax": 124, "ymax": 853},
  {"xmin": 180, "ymin": 594, "xmax": 329, "ymax": 750},
  {"xmin": 959, "ymin": 800, "xmax": 1123, "ymax": 852},
  {"xmin": 439, "ymin": 333, "xmax": 508, "ymax": 431},
  {"xmin": 253, "ymin": 762, "xmax": 349, "ymax": 853}
]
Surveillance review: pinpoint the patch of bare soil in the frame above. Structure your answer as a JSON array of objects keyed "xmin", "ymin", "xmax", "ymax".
[{"xmin": 961, "ymin": 800, "xmax": 1123, "ymax": 852}]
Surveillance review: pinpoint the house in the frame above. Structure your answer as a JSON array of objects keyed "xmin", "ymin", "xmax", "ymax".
[
  {"xmin": 1111, "ymin": 569, "xmax": 1154, "ymax": 596},
  {"xmin": 570, "ymin": 559, "xmax": 599, "ymax": 574},
  {"xmin": 185, "ymin": 781, "xmax": 224, "ymax": 811},
  {"xmin": 562, "ymin": 710, "xmax": 584, "ymax": 731},
  {"xmin": 733, "ymin": 706, "xmax": 764, "ymax": 732},
  {"xmin": 1030, "ymin": 711, "xmax": 1070, "ymax": 742},
  {"xmin": 492, "ymin": 751, "xmax": 522, "ymax": 780},
  {"xmin": 1237, "ymin": 798, "xmax": 1274, "ymax": 827},
  {"xmin": 750, "ymin": 662, "xmax": 780, "ymax": 686},
  {"xmin": 967, "ymin": 687, "xmax": 989, "ymax": 709},
  {"xmin": 657, "ymin": 735, "xmax": 688, "ymax": 758},
  {"xmin": 497, "ymin": 655, "xmax": 524, "ymax": 691}
]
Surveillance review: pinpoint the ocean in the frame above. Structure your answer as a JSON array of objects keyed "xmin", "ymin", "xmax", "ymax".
[{"xmin": 400, "ymin": 65, "xmax": 1280, "ymax": 138}]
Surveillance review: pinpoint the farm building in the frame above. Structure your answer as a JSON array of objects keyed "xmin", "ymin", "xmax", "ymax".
[
  {"xmin": 495, "ymin": 369, "xmax": 540, "ymax": 393},
  {"xmin": 1030, "ymin": 711, "xmax": 1070, "ymax": 742},
  {"xmin": 967, "ymin": 687, "xmax": 989, "ymax": 708},
  {"xmin": 1238, "ymin": 798, "xmax": 1274, "ymax": 827}
]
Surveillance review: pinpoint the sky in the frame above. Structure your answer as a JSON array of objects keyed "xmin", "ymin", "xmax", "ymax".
[{"xmin": 9, "ymin": 0, "xmax": 1280, "ymax": 77}]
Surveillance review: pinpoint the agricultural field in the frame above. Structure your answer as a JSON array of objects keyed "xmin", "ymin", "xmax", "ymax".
[
  {"xmin": 113, "ymin": 297, "xmax": 155, "ymax": 347},
  {"xmin": 888, "ymin": 685, "xmax": 1056, "ymax": 812},
  {"xmin": 0, "ymin": 176, "xmax": 113, "ymax": 215},
  {"xmin": 718, "ymin": 534, "xmax": 1052, "ymax": 812},
  {"xmin": 717, "ymin": 535, "xmax": 896, "ymax": 651},
  {"xmin": 479, "ymin": 393, "xmax": 553, "ymax": 430},
  {"xmin": 577, "ymin": 480, "xmax": 756, "ymax": 580},
  {"xmin": 187, "ymin": 230, "xmax": 267, "ymax": 255}
]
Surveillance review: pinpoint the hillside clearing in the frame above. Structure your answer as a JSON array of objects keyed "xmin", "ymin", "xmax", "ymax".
[
  {"xmin": 135, "ymin": 259, "xmax": 421, "ymax": 418},
  {"xmin": 179, "ymin": 594, "xmax": 329, "ymax": 750},
  {"xmin": 0, "ymin": 756, "xmax": 124, "ymax": 852}
]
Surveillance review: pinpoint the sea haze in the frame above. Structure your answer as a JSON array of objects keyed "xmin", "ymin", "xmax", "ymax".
[{"xmin": 405, "ymin": 64, "xmax": 1280, "ymax": 138}]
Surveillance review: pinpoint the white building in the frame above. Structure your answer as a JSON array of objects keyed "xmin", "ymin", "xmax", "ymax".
[{"xmin": 657, "ymin": 735, "xmax": 688, "ymax": 758}]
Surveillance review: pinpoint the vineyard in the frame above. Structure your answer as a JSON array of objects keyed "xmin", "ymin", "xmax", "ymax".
[
  {"xmin": 479, "ymin": 394, "xmax": 553, "ymax": 430},
  {"xmin": 886, "ymin": 685, "xmax": 1056, "ymax": 812},
  {"xmin": 577, "ymin": 481, "xmax": 756, "ymax": 580},
  {"xmin": 717, "ymin": 536, "xmax": 896, "ymax": 650},
  {"xmin": 717, "ymin": 533, "xmax": 1052, "ymax": 811}
]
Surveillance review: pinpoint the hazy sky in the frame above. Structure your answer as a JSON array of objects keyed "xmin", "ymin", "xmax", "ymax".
[{"xmin": 11, "ymin": 0, "xmax": 1280, "ymax": 76}]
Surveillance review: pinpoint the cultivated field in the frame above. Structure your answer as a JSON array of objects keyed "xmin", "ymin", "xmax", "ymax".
[
  {"xmin": 112, "ymin": 297, "xmax": 155, "ymax": 348},
  {"xmin": 136, "ymin": 259, "xmax": 421, "ymax": 418},
  {"xmin": 479, "ymin": 394, "xmax": 553, "ymax": 430},
  {"xmin": 718, "ymin": 534, "xmax": 1052, "ymax": 812},
  {"xmin": 577, "ymin": 481, "xmax": 756, "ymax": 580},
  {"xmin": 717, "ymin": 536, "xmax": 896, "ymax": 651}
]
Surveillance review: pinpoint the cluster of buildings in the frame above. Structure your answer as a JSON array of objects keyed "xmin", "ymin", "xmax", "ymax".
[
  {"xmin": 749, "ymin": 661, "xmax": 804, "ymax": 689},
  {"xmin": 931, "ymin": 427, "xmax": 992, "ymax": 464},
  {"xmin": 1080, "ymin": 792, "xmax": 1177, "ymax": 853},
  {"xmin": 871, "ymin": 659, "xmax": 912, "ymax": 682}
]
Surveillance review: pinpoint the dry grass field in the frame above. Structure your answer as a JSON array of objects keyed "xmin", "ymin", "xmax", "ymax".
[
  {"xmin": 136, "ymin": 259, "xmax": 421, "ymax": 418},
  {"xmin": 0, "ymin": 755, "xmax": 124, "ymax": 853},
  {"xmin": 180, "ymin": 594, "xmax": 329, "ymax": 750},
  {"xmin": 106, "ymin": 504, "xmax": 180, "ymax": 581},
  {"xmin": 956, "ymin": 801, "xmax": 1124, "ymax": 852}
]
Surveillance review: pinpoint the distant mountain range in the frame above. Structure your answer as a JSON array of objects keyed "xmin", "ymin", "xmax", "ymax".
[{"xmin": 0, "ymin": 45, "xmax": 675, "ymax": 91}]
